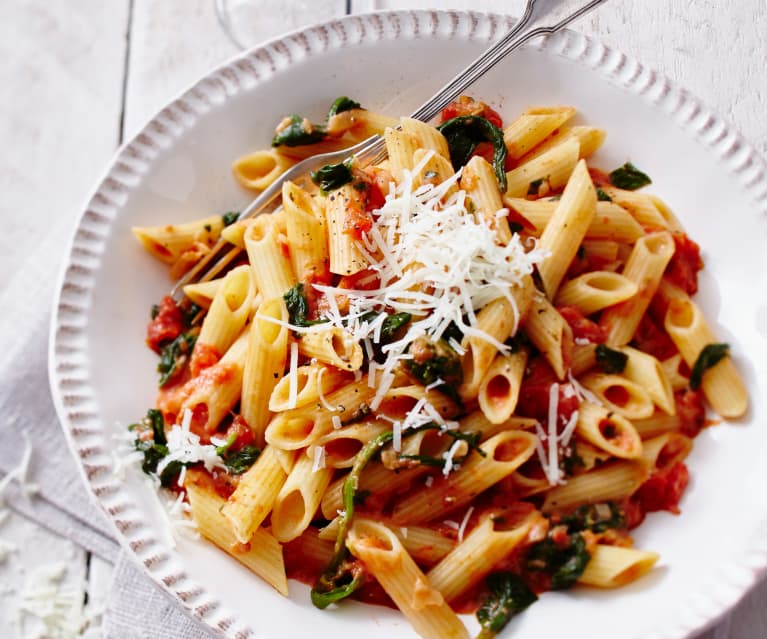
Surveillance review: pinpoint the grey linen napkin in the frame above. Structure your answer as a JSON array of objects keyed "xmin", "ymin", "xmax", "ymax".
[{"xmin": 0, "ymin": 212, "xmax": 215, "ymax": 636}]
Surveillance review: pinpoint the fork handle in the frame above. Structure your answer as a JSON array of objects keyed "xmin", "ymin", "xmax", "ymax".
[{"xmin": 411, "ymin": 0, "xmax": 608, "ymax": 123}]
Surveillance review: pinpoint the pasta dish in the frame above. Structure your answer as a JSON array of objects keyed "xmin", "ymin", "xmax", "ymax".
[{"xmin": 129, "ymin": 95, "xmax": 748, "ymax": 638}]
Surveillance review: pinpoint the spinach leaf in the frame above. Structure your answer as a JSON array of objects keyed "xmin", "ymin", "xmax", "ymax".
[
  {"xmin": 310, "ymin": 158, "xmax": 354, "ymax": 192},
  {"xmin": 134, "ymin": 439, "xmax": 168, "ymax": 476},
  {"xmin": 157, "ymin": 332, "xmax": 196, "ymax": 386},
  {"xmin": 609, "ymin": 162, "xmax": 652, "ymax": 190},
  {"xmin": 396, "ymin": 423, "xmax": 484, "ymax": 469},
  {"xmin": 272, "ymin": 114, "xmax": 327, "ymax": 147},
  {"xmin": 222, "ymin": 446, "xmax": 261, "ymax": 475},
  {"xmin": 559, "ymin": 502, "xmax": 625, "ymax": 533},
  {"xmin": 526, "ymin": 533, "xmax": 590, "ymax": 590},
  {"xmin": 690, "ymin": 342, "xmax": 729, "ymax": 390},
  {"xmin": 311, "ymin": 430, "xmax": 394, "ymax": 609},
  {"xmin": 129, "ymin": 409, "xmax": 169, "ymax": 476},
  {"xmin": 327, "ymin": 96, "xmax": 361, "ymax": 118},
  {"xmin": 476, "ymin": 572, "xmax": 537, "ymax": 639},
  {"xmin": 146, "ymin": 408, "xmax": 166, "ymax": 445},
  {"xmin": 596, "ymin": 187, "xmax": 612, "ymax": 201},
  {"xmin": 595, "ymin": 344, "xmax": 628, "ymax": 374},
  {"xmin": 437, "ymin": 115, "xmax": 508, "ymax": 191},
  {"xmin": 221, "ymin": 211, "xmax": 239, "ymax": 226},
  {"xmin": 158, "ymin": 460, "xmax": 184, "ymax": 487},
  {"xmin": 404, "ymin": 336, "xmax": 463, "ymax": 405},
  {"xmin": 283, "ymin": 283, "xmax": 327, "ymax": 328}
]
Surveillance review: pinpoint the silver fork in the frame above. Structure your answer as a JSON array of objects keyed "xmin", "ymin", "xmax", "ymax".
[{"xmin": 173, "ymin": 0, "xmax": 608, "ymax": 299}]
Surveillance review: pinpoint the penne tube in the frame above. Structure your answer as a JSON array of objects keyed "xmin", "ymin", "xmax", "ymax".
[
  {"xmin": 633, "ymin": 412, "xmax": 683, "ymax": 439},
  {"xmin": 600, "ymin": 231, "xmax": 675, "ymax": 346},
  {"xmin": 195, "ymin": 265, "xmax": 254, "ymax": 362},
  {"xmin": 520, "ymin": 125, "xmax": 606, "ymax": 163},
  {"xmin": 392, "ymin": 430, "xmax": 537, "ymax": 524},
  {"xmin": 384, "ymin": 126, "xmax": 418, "ymax": 182},
  {"xmin": 221, "ymin": 446, "xmax": 294, "ymax": 544},
  {"xmin": 265, "ymin": 377, "xmax": 376, "ymax": 450},
  {"xmin": 522, "ymin": 291, "xmax": 573, "ymax": 380},
  {"xmin": 394, "ymin": 526, "xmax": 456, "ymax": 565},
  {"xmin": 575, "ymin": 401, "xmax": 643, "ymax": 459},
  {"xmin": 579, "ymin": 372, "xmax": 655, "ymax": 420},
  {"xmin": 185, "ymin": 478, "xmax": 288, "ymax": 596},
  {"xmin": 269, "ymin": 361, "xmax": 352, "ymax": 412},
  {"xmin": 661, "ymin": 353, "xmax": 691, "ymax": 392},
  {"xmin": 325, "ymin": 182, "xmax": 369, "ymax": 276},
  {"xmin": 537, "ymin": 159, "xmax": 596, "ymax": 298},
  {"xmin": 477, "ymin": 348, "xmax": 528, "ymax": 424},
  {"xmin": 283, "ymin": 181, "xmax": 330, "ymax": 283},
  {"xmin": 578, "ymin": 545, "xmax": 659, "ymax": 588},
  {"xmin": 460, "ymin": 156, "xmax": 512, "ymax": 244},
  {"xmin": 542, "ymin": 461, "xmax": 648, "ymax": 512},
  {"xmin": 241, "ymin": 297, "xmax": 289, "ymax": 443},
  {"xmin": 347, "ymin": 519, "xmax": 469, "ymax": 639},
  {"xmin": 503, "ymin": 106, "xmax": 576, "ymax": 160},
  {"xmin": 555, "ymin": 271, "xmax": 638, "ymax": 315},
  {"xmin": 401, "ymin": 117, "xmax": 450, "ymax": 158},
  {"xmin": 182, "ymin": 277, "xmax": 222, "ymax": 310},
  {"xmin": 308, "ymin": 419, "xmax": 390, "ymax": 468},
  {"xmin": 271, "ymin": 453, "xmax": 334, "ymax": 543},
  {"xmin": 618, "ymin": 345, "xmax": 675, "ymax": 415},
  {"xmin": 571, "ymin": 342, "xmax": 598, "ymax": 376},
  {"xmin": 460, "ymin": 293, "xmax": 528, "ymax": 401},
  {"xmin": 411, "ymin": 149, "xmax": 458, "ymax": 199},
  {"xmin": 132, "ymin": 215, "xmax": 224, "ymax": 264},
  {"xmin": 232, "ymin": 148, "xmax": 294, "ymax": 190},
  {"xmin": 664, "ymin": 298, "xmax": 748, "ymax": 418},
  {"xmin": 599, "ymin": 186, "xmax": 670, "ymax": 230},
  {"xmin": 297, "ymin": 327, "xmax": 364, "ymax": 371},
  {"xmin": 244, "ymin": 214, "xmax": 296, "ymax": 300},
  {"xmin": 427, "ymin": 509, "xmax": 544, "ymax": 603},
  {"xmin": 179, "ymin": 332, "xmax": 248, "ymax": 433},
  {"xmin": 504, "ymin": 138, "xmax": 580, "ymax": 198},
  {"xmin": 640, "ymin": 432, "xmax": 692, "ymax": 471},
  {"xmin": 503, "ymin": 199, "xmax": 643, "ymax": 244}
]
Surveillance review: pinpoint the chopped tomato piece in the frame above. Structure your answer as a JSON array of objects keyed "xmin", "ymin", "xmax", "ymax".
[
  {"xmin": 558, "ymin": 305, "xmax": 606, "ymax": 344},
  {"xmin": 223, "ymin": 415, "xmax": 256, "ymax": 451},
  {"xmin": 588, "ymin": 167, "xmax": 612, "ymax": 187},
  {"xmin": 636, "ymin": 461, "xmax": 689, "ymax": 515},
  {"xmin": 189, "ymin": 342, "xmax": 221, "ymax": 377},
  {"xmin": 675, "ymin": 388, "xmax": 706, "ymax": 438},
  {"xmin": 518, "ymin": 358, "xmax": 579, "ymax": 425},
  {"xmin": 665, "ymin": 233, "xmax": 704, "ymax": 295},
  {"xmin": 439, "ymin": 95, "xmax": 503, "ymax": 128},
  {"xmin": 146, "ymin": 296, "xmax": 183, "ymax": 352},
  {"xmin": 631, "ymin": 314, "xmax": 678, "ymax": 361}
]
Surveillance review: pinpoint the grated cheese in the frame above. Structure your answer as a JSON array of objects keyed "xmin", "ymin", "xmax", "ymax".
[
  {"xmin": 457, "ymin": 506, "xmax": 474, "ymax": 543},
  {"xmin": 312, "ymin": 446, "xmax": 326, "ymax": 472},
  {"xmin": 287, "ymin": 341, "xmax": 299, "ymax": 409},
  {"xmin": 156, "ymin": 409, "xmax": 227, "ymax": 478},
  {"xmin": 316, "ymin": 366, "xmax": 338, "ymax": 412},
  {"xmin": 12, "ymin": 562, "xmax": 101, "ymax": 638}
]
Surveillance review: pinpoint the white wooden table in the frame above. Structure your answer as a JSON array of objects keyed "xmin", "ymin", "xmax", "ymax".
[{"xmin": 1, "ymin": 0, "xmax": 766, "ymax": 636}]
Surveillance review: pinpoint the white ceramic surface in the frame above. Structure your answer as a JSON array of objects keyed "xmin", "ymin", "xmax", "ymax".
[{"xmin": 49, "ymin": 10, "xmax": 767, "ymax": 639}]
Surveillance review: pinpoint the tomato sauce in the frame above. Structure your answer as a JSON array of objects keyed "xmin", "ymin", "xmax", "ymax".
[
  {"xmin": 665, "ymin": 233, "xmax": 703, "ymax": 295},
  {"xmin": 146, "ymin": 296, "xmax": 184, "ymax": 352},
  {"xmin": 557, "ymin": 305, "xmax": 607, "ymax": 343},
  {"xmin": 189, "ymin": 342, "xmax": 221, "ymax": 377},
  {"xmin": 440, "ymin": 96, "xmax": 503, "ymax": 129}
]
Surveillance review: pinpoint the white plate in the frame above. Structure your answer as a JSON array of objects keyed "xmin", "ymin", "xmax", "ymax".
[{"xmin": 49, "ymin": 10, "xmax": 767, "ymax": 639}]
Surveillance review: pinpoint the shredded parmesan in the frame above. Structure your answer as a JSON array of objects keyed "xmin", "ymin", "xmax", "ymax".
[
  {"xmin": 316, "ymin": 366, "xmax": 338, "ymax": 412},
  {"xmin": 287, "ymin": 341, "xmax": 299, "ymax": 409},
  {"xmin": 157, "ymin": 409, "xmax": 227, "ymax": 478},
  {"xmin": 12, "ymin": 562, "xmax": 101, "ymax": 638},
  {"xmin": 0, "ymin": 432, "xmax": 38, "ymax": 502},
  {"xmin": 312, "ymin": 446, "xmax": 326, "ymax": 472},
  {"xmin": 457, "ymin": 506, "xmax": 474, "ymax": 543}
]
